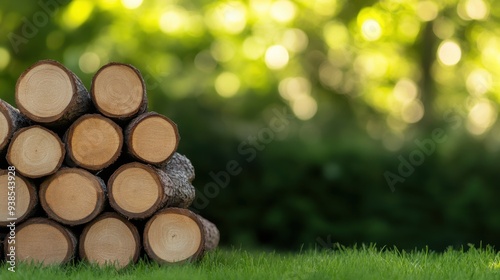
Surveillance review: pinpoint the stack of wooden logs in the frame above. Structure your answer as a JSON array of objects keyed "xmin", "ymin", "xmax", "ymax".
[{"xmin": 0, "ymin": 60, "xmax": 219, "ymax": 268}]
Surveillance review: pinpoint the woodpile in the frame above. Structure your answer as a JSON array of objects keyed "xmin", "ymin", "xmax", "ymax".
[{"xmin": 0, "ymin": 60, "xmax": 219, "ymax": 269}]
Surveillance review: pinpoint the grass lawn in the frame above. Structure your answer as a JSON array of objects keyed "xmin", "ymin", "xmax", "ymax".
[{"xmin": 2, "ymin": 245, "xmax": 500, "ymax": 279}]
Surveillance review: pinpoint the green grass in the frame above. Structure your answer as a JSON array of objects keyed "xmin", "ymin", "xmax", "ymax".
[{"xmin": 3, "ymin": 245, "xmax": 500, "ymax": 280}]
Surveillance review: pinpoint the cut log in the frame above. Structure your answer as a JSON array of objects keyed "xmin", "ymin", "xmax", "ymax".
[
  {"xmin": 162, "ymin": 153, "xmax": 196, "ymax": 208},
  {"xmin": 161, "ymin": 152, "xmax": 195, "ymax": 182},
  {"xmin": 197, "ymin": 215, "xmax": 220, "ymax": 251},
  {"xmin": 40, "ymin": 168, "xmax": 106, "ymax": 226},
  {"xmin": 15, "ymin": 60, "xmax": 91, "ymax": 127},
  {"xmin": 143, "ymin": 208, "xmax": 205, "ymax": 264},
  {"xmin": 125, "ymin": 112, "xmax": 179, "ymax": 165},
  {"xmin": 0, "ymin": 100, "xmax": 30, "ymax": 154},
  {"xmin": 79, "ymin": 212, "xmax": 140, "ymax": 269},
  {"xmin": 6, "ymin": 125, "xmax": 65, "ymax": 178},
  {"xmin": 107, "ymin": 162, "xmax": 169, "ymax": 219},
  {"xmin": 91, "ymin": 63, "xmax": 147, "ymax": 121},
  {"xmin": 0, "ymin": 170, "xmax": 38, "ymax": 227},
  {"xmin": 108, "ymin": 162, "xmax": 194, "ymax": 219},
  {"xmin": 10, "ymin": 217, "xmax": 77, "ymax": 265},
  {"xmin": 65, "ymin": 114, "xmax": 123, "ymax": 171}
]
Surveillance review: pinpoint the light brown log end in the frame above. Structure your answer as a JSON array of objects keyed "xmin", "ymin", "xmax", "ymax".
[
  {"xmin": 0, "ymin": 170, "xmax": 37, "ymax": 227},
  {"xmin": 125, "ymin": 112, "xmax": 179, "ymax": 165},
  {"xmin": 144, "ymin": 208, "xmax": 205, "ymax": 264},
  {"xmin": 9, "ymin": 218, "xmax": 77, "ymax": 266},
  {"xmin": 65, "ymin": 114, "xmax": 123, "ymax": 171},
  {"xmin": 91, "ymin": 63, "xmax": 147, "ymax": 120},
  {"xmin": 40, "ymin": 168, "xmax": 106, "ymax": 226},
  {"xmin": 15, "ymin": 59, "xmax": 91, "ymax": 126},
  {"xmin": 6, "ymin": 125, "xmax": 65, "ymax": 178},
  {"xmin": 79, "ymin": 212, "xmax": 140, "ymax": 269},
  {"xmin": 108, "ymin": 162, "xmax": 167, "ymax": 219}
]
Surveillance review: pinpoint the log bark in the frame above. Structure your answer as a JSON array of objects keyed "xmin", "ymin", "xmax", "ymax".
[
  {"xmin": 40, "ymin": 168, "xmax": 106, "ymax": 226},
  {"xmin": 161, "ymin": 153, "xmax": 195, "ymax": 182},
  {"xmin": 125, "ymin": 112, "xmax": 179, "ymax": 165},
  {"xmin": 108, "ymin": 161, "xmax": 195, "ymax": 219},
  {"xmin": 64, "ymin": 114, "xmax": 123, "ymax": 171},
  {"xmin": 197, "ymin": 215, "xmax": 220, "ymax": 251},
  {"xmin": 164, "ymin": 158, "xmax": 196, "ymax": 208},
  {"xmin": 91, "ymin": 62, "xmax": 147, "ymax": 121},
  {"xmin": 0, "ymin": 99, "xmax": 30, "ymax": 154},
  {"xmin": 162, "ymin": 153, "xmax": 196, "ymax": 208},
  {"xmin": 15, "ymin": 60, "xmax": 92, "ymax": 128},
  {"xmin": 10, "ymin": 217, "xmax": 77, "ymax": 265},
  {"xmin": 6, "ymin": 125, "xmax": 65, "ymax": 178},
  {"xmin": 0, "ymin": 170, "xmax": 38, "ymax": 227},
  {"xmin": 79, "ymin": 212, "xmax": 140, "ymax": 269},
  {"xmin": 143, "ymin": 208, "xmax": 205, "ymax": 264}
]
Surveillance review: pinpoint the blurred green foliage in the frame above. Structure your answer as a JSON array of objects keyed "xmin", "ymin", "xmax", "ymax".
[{"xmin": 2, "ymin": 0, "xmax": 500, "ymax": 251}]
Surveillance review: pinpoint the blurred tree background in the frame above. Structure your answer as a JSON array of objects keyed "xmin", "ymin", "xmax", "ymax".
[{"xmin": 1, "ymin": 0, "xmax": 500, "ymax": 251}]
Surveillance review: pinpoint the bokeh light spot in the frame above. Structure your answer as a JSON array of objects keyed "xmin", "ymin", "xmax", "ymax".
[
  {"xmin": 79, "ymin": 52, "xmax": 100, "ymax": 74},
  {"xmin": 279, "ymin": 77, "xmax": 311, "ymax": 101},
  {"xmin": 215, "ymin": 72, "xmax": 241, "ymax": 98},
  {"xmin": 324, "ymin": 21, "xmax": 349, "ymax": 49},
  {"xmin": 292, "ymin": 95, "xmax": 318, "ymax": 120},
  {"xmin": 394, "ymin": 79, "xmax": 418, "ymax": 104},
  {"xmin": 437, "ymin": 40, "xmax": 461, "ymax": 66},
  {"xmin": 361, "ymin": 19, "xmax": 382, "ymax": 41},
  {"xmin": 416, "ymin": 1, "xmax": 439, "ymax": 22},
  {"xmin": 159, "ymin": 8, "xmax": 186, "ymax": 34},
  {"xmin": 465, "ymin": 0, "xmax": 489, "ymax": 20},
  {"xmin": 466, "ymin": 69, "xmax": 491, "ymax": 96},
  {"xmin": 270, "ymin": 0, "xmax": 296, "ymax": 23},
  {"xmin": 121, "ymin": 0, "xmax": 142, "ymax": 9},
  {"xmin": 265, "ymin": 45, "xmax": 289, "ymax": 70},
  {"xmin": 467, "ymin": 99, "xmax": 497, "ymax": 135},
  {"xmin": 282, "ymin": 28, "xmax": 308, "ymax": 53},
  {"xmin": 62, "ymin": 0, "xmax": 94, "ymax": 30},
  {"xmin": 0, "ymin": 48, "xmax": 10, "ymax": 71},
  {"xmin": 221, "ymin": 2, "xmax": 247, "ymax": 34},
  {"xmin": 401, "ymin": 100, "xmax": 424, "ymax": 123}
]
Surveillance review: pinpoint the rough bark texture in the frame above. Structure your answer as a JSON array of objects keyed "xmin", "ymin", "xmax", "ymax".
[
  {"xmin": 12, "ymin": 217, "xmax": 77, "ymax": 265},
  {"xmin": 1, "ymin": 60, "xmax": 219, "ymax": 267},
  {"xmin": 0, "ymin": 170, "xmax": 38, "ymax": 227},
  {"xmin": 124, "ymin": 112, "xmax": 180, "ymax": 165},
  {"xmin": 108, "ymin": 161, "xmax": 195, "ymax": 219},
  {"xmin": 91, "ymin": 62, "xmax": 147, "ymax": 122},
  {"xmin": 161, "ymin": 152, "xmax": 195, "ymax": 182},
  {"xmin": 197, "ymin": 214, "xmax": 220, "ymax": 251},
  {"xmin": 15, "ymin": 60, "xmax": 92, "ymax": 128},
  {"xmin": 156, "ymin": 166, "xmax": 195, "ymax": 208},
  {"xmin": 160, "ymin": 153, "xmax": 196, "ymax": 208},
  {"xmin": 40, "ymin": 168, "xmax": 107, "ymax": 226},
  {"xmin": 0, "ymin": 99, "xmax": 31, "ymax": 154}
]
